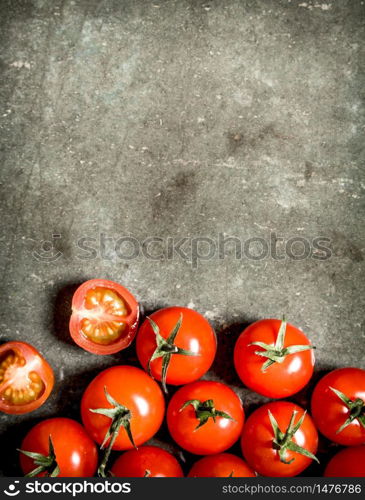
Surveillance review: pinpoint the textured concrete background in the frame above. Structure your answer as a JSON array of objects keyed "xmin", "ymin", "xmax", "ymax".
[{"xmin": 0, "ymin": 0, "xmax": 364, "ymax": 477}]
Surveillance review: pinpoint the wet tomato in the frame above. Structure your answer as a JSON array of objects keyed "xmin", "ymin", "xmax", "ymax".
[
  {"xmin": 167, "ymin": 380, "xmax": 244, "ymax": 455},
  {"xmin": 311, "ymin": 368, "xmax": 365, "ymax": 446},
  {"xmin": 81, "ymin": 365, "xmax": 165, "ymax": 476},
  {"xmin": 324, "ymin": 446, "xmax": 365, "ymax": 477},
  {"xmin": 188, "ymin": 453, "xmax": 256, "ymax": 477},
  {"xmin": 0, "ymin": 341, "xmax": 54, "ymax": 415},
  {"xmin": 111, "ymin": 446, "xmax": 183, "ymax": 477},
  {"xmin": 136, "ymin": 306, "xmax": 216, "ymax": 393},
  {"xmin": 241, "ymin": 401, "xmax": 318, "ymax": 477},
  {"xmin": 69, "ymin": 279, "xmax": 139, "ymax": 355},
  {"xmin": 19, "ymin": 418, "xmax": 98, "ymax": 477},
  {"xmin": 234, "ymin": 318, "xmax": 315, "ymax": 398}
]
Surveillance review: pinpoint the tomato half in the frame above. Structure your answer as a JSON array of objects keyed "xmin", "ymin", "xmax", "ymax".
[
  {"xmin": 0, "ymin": 341, "xmax": 54, "ymax": 415},
  {"xmin": 234, "ymin": 318, "xmax": 315, "ymax": 398},
  {"xmin": 188, "ymin": 453, "xmax": 256, "ymax": 477},
  {"xmin": 81, "ymin": 365, "xmax": 164, "ymax": 451},
  {"xmin": 324, "ymin": 446, "xmax": 365, "ymax": 477},
  {"xmin": 136, "ymin": 307, "xmax": 216, "ymax": 392},
  {"xmin": 167, "ymin": 380, "xmax": 244, "ymax": 455},
  {"xmin": 241, "ymin": 401, "xmax": 318, "ymax": 477},
  {"xmin": 111, "ymin": 446, "xmax": 183, "ymax": 477},
  {"xmin": 69, "ymin": 279, "xmax": 139, "ymax": 355},
  {"xmin": 19, "ymin": 418, "xmax": 98, "ymax": 477},
  {"xmin": 311, "ymin": 368, "xmax": 365, "ymax": 446}
]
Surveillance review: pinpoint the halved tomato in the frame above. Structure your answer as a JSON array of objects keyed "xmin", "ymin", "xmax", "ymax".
[
  {"xmin": 0, "ymin": 341, "xmax": 54, "ymax": 415},
  {"xmin": 69, "ymin": 279, "xmax": 139, "ymax": 355}
]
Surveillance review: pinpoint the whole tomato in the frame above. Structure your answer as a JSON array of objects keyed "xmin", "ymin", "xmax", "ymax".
[
  {"xmin": 234, "ymin": 318, "xmax": 315, "ymax": 398},
  {"xmin": 19, "ymin": 418, "xmax": 97, "ymax": 477},
  {"xmin": 111, "ymin": 446, "xmax": 183, "ymax": 477},
  {"xmin": 241, "ymin": 401, "xmax": 318, "ymax": 477},
  {"xmin": 188, "ymin": 453, "xmax": 256, "ymax": 477},
  {"xmin": 69, "ymin": 279, "xmax": 139, "ymax": 355},
  {"xmin": 167, "ymin": 380, "xmax": 244, "ymax": 455},
  {"xmin": 136, "ymin": 307, "xmax": 216, "ymax": 393},
  {"xmin": 311, "ymin": 368, "xmax": 365, "ymax": 446},
  {"xmin": 324, "ymin": 446, "xmax": 365, "ymax": 477},
  {"xmin": 81, "ymin": 365, "xmax": 165, "ymax": 476},
  {"xmin": 0, "ymin": 341, "xmax": 54, "ymax": 415}
]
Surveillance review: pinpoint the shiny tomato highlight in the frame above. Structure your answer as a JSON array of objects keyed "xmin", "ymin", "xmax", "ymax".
[
  {"xmin": 188, "ymin": 453, "xmax": 256, "ymax": 477},
  {"xmin": 111, "ymin": 446, "xmax": 183, "ymax": 477},
  {"xmin": 311, "ymin": 367, "xmax": 365, "ymax": 446},
  {"xmin": 234, "ymin": 318, "xmax": 315, "ymax": 398},
  {"xmin": 0, "ymin": 341, "xmax": 54, "ymax": 415},
  {"xmin": 20, "ymin": 418, "xmax": 98, "ymax": 477},
  {"xmin": 136, "ymin": 306, "xmax": 216, "ymax": 390},
  {"xmin": 69, "ymin": 279, "xmax": 139, "ymax": 355},
  {"xmin": 167, "ymin": 380, "xmax": 244, "ymax": 455}
]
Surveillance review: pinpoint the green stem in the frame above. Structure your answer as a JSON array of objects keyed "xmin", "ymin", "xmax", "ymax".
[
  {"xmin": 250, "ymin": 317, "xmax": 315, "ymax": 372},
  {"xmin": 147, "ymin": 314, "xmax": 197, "ymax": 393},
  {"xmin": 180, "ymin": 398, "xmax": 234, "ymax": 430}
]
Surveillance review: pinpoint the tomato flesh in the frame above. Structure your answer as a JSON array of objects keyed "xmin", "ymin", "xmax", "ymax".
[
  {"xmin": 70, "ymin": 279, "xmax": 139, "ymax": 355},
  {"xmin": 0, "ymin": 351, "xmax": 44, "ymax": 405},
  {"xmin": 79, "ymin": 287, "xmax": 128, "ymax": 345},
  {"xmin": 0, "ymin": 342, "xmax": 54, "ymax": 415}
]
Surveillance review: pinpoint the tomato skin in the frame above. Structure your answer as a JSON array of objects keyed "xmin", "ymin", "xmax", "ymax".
[
  {"xmin": 241, "ymin": 401, "xmax": 318, "ymax": 477},
  {"xmin": 324, "ymin": 446, "xmax": 365, "ymax": 477},
  {"xmin": 69, "ymin": 279, "xmax": 139, "ymax": 355},
  {"xmin": 20, "ymin": 418, "xmax": 98, "ymax": 477},
  {"xmin": 234, "ymin": 319, "xmax": 314, "ymax": 398},
  {"xmin": 188, "ymin": 453, "xmax": 256, "ymax": 477},
  {"xmin": 136, "ymin": 307, "xmax": 216, "ymax": 386},
  {"xmin": 0, "ymin": 341, "xmax": 54, "ymax": 415},
  {"xmin": 167, "ymin": 381, "xmax": 244, "ymax": 455},
  {"xmin": 111, "ymin": 446, "xmax": 183, "ymax": 477},
  {"xmin": 81, "ymin": 366, "xmax": 165, "ymax": 450},
  {"xmin": 311, "ymin": 368, "xmax": 365, "ymax": 446}
]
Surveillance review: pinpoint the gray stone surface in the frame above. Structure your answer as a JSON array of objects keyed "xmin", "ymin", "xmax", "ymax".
[{"xmin": 0, "ymin": 0, "xmax": 364, "ymax": 477}]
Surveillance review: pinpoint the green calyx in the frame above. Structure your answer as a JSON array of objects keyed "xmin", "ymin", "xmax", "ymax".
[
  {"xmin": 330, "ymin": 387, "xmax": 365, "ymax": 434},
  {"xmin": 180, "ymin": 398, "xmax": 234, "ymax": 430},
  {"xmin": 147, "ymin": 314, "xmax": 197, "ymax": 393},
  {"xmin": 268, "ymin": 410, "xmax": 319, "ymax": 465},
  {"xmin": 90, "ymin": 386, "xmax": 136, "ymax": 478},
  {"xmin": 250, "ymin": 317, "xmax": 315, "ymax": 372},
  {"xmin": 18, "ymin": 436, "xmax": 60, "ymax": 477}
]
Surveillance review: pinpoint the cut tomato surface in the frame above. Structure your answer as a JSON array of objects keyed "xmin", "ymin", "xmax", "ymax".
[
  {"xmin": 69, "ymin": 279, "xmax": 139, "ymax": 355},
  {"xmin": 0, "ymin": 341, "xmax": 54, "ymax": 415}
]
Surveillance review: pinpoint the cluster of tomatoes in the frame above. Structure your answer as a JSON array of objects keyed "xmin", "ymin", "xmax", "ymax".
[{"xmin": 1, "ymin": 279, "xmax": 364, "ymax": 478}]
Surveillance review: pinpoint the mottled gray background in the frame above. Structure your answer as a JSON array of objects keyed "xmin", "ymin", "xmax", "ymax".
[{"xmin": 0, "ymin": 0, "xmax": 364, "ymax": 477}]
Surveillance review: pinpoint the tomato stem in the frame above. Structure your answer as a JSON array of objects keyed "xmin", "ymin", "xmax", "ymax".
[
  {"xmin": 18, "ymin": 436, "xmax": 60, "ymax": 477},
  {"xmin": 249, "ymin": 317, "xmax": 315, "ymax": 372},
  {"xmin": 330, "ymin": 387, "xmax": 365, "ymax": 433},
  {"xmin": 268, "ymin": 410, "xmax": 319, "ymax": 465},
  {"xmin": 147, "ymin": 314, "xmax": 197, "ymax": 393},
  {"xmin": 180, "ymin": 398, "xmax": 234, "ymax": 430},
  {"xmin": 90, "ymin": 386, "xmax": 136, "ymax": 478}
]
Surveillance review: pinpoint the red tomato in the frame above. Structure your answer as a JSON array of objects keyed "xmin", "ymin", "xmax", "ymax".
[
  {"xmin": 241, "ymin": 401, "xmax": 318, "ymax": 477},
  {"xmin": 136, "ymin": 307, "xmax": 216, "ymax": 392},
  {"xmin": 111, "ymin": 446, "xmax": 183, "ymax": 477},
  {"xmin": 311, "ymin": 368, "xmax": 365, "ymax": 446},
  {"xmin": 69, "ymin": 279, "xmax": 139, "ymax": 355},
  {"xmin": 188, "ymin": 453, "xmax": 256, "ymax": 477},
  {"xmin": 234, "ymin": 318, "xmax": 315, "ymax": 398},
  {"xmin": 81, "ymin": 365, "xmax": 164, "ymax": 451},
  {"xmin": 19, "ymin": 418, "xmax": 98, "ymax": 477},
  {"xmin": 0, "ymin": 341, "xmax": 54, "ymax": 415},
  {"xmin": 324, "ymin": 446, "xmax": 365, "ymax": 477},
  {"xmin": 167, "ymin": 380, "xmax": 244, "ymax": 455}
]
